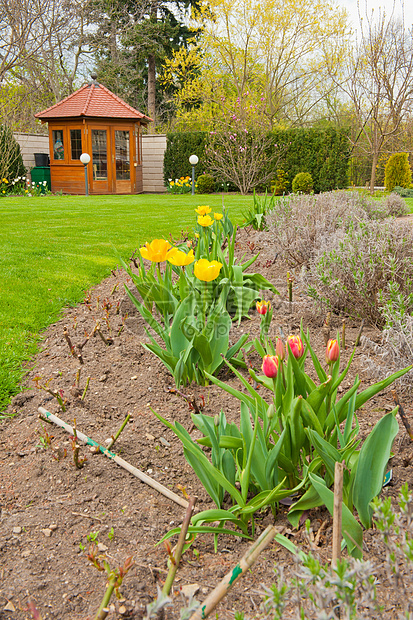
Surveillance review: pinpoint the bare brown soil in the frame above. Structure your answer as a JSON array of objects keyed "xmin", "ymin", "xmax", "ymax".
[{"xmin": 1, "ymin": 228, "xmax": 412, "ymax": 620}]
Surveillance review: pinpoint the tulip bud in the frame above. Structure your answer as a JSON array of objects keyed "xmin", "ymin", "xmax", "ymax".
[
  {"xmin": 286, "ymin": 335, "xmax": 304, "ymax": 359},
  {"xmin": 214, "ymin": 414, "xmax": 220, "ymax": 427},
  {"xmin": 256, "ymin": 300, "xmax": 270, "ymax": 315},
  {"xmin": 262, "ymin": 355, "xmax": 279, "ymax": 378},
  {"xmin": 275, "ymin": 338, "xmax": 285, "ymax": 361},
  {"xmin": 326, "ymin": 339, "xmax": 339, "ymax": 364},
  {"xmin": 267, "ymin": 403, "xmax": 275, "ymax": 419}
]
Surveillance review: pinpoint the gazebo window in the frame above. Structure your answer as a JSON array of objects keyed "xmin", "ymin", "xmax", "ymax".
[
  {"xmin": 92, "ymin": 129, "xmax": 108, "ymax": 180},
  {"xmin": 115, "ymin": 130, "xmax": 130, "ymax": 180},
  {"xmin": 52, "ymin": 130, "xmax": 65, "ymax": 160},
  {"xmin": 70, "ymin": 129, "xmax": 82, "ymax": 160}
]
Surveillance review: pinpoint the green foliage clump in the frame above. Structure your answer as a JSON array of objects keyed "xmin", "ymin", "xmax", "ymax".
[
  {"xmin": 0, "ymin": 125, "xmax": 26, "ymax": 182},
  {"xmin": 196, "ymin": 173, "xmax": 215, "ymax": 194},
  {"xmin": 292, "ymin": 172, "xmax": 313, "ymax": 194},
  {"xmin": 393, "ymin": 185, "xmax": 413, "ymax": 197},
  {"xmin": 164, "ymin": 128, "xmax": 350, "ymax": 194},
  {"xmin": 271, "ymin": 169, "xmax": 288, "ymax": 195},
  {"xmin": 384, "ymin": 153, "xmax": 412, "ymax": 192},
  {"xmin": 163, "ymin": 132, "xmax": 208, "ymax": 187}
]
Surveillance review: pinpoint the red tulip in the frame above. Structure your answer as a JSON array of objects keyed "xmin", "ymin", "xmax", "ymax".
[
  {"xmin": 256, "ymin": 300, "xmax": 270, "ymax": 315},
  {"xmin": 262, "ymin": 355, "xmax": 279, "ymax": 378},
  {"xmin": 275, "ymin": 338, "xmax": 285, "ymax": 361},
  {"xmin": 326, "ymin": 339, "xmax": 339, "ymax": 364},
  {"xmin": 286, "ymin": 335, "xmax": 304, "ymax": 359}
]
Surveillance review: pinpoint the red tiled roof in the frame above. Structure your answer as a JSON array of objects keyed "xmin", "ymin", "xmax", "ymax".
[{"xmin": 35, "ymin": 83, "xmax": 152, "ymax": 123}]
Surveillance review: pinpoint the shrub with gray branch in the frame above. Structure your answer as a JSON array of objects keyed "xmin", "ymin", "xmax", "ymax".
[
  {"xmin": 266, "ymin": 190, "xmax": 379, "ymax": 268},
  {"xmin": 306, "ymin": 219, "xmax": 413, "ymax": 326},
  {"xmin": 267, "ymin": 190, "xmax": 409, "ymax": 269}
]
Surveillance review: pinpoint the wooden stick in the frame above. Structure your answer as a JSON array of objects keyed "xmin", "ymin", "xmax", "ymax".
[
  {"xmin": 189, "ymin": 525, "xmax": 277, "ymax": 620},
  {"xmin": 354, "ymin": 319, "xmax": 365, "ymax": 346},
  {"xmin": 162, "ymin": 496, "xmax": 197, "ymax": 596},
  {"xmin": 38, "ymin": 407, "xmax": 188, "ymax": 509},
  {"xmin": 392, "ymin": 391, "xmax": 413, "ymax": 442},
  {"xmin": 71, "ymin": 511, "xmax": 102, "ymax": 522},
  {"xmin": 332, "ymin": 461, "xmax": 344, "ymax": 567}
]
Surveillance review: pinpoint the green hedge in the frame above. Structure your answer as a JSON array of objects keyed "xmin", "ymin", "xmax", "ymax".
[
  {"xmin": 163, "ymin": 127, "xmax": 350, "ymax": 193},
  {"xmin": 163, "ymin": 132, "xmax": 209, "ymax": 185},
  {"xmin": 0, "ymin": 125, "xmax": 26, "ymax": 181}
]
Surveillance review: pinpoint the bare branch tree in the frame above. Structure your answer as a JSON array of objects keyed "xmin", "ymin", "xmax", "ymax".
[{"xmin": 339, "ymin": 9, "xmax": 413, "ymax": 190}]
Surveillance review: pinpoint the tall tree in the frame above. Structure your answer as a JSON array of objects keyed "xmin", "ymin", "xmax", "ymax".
[
  {"xmin": 161, "ymin": 0, "xmax": 349, "ymax": 130},
  {"xmin": 335, "ymin": 10, "xmax": 413, "ymax": 191},
  {"xmin": 88, "ymin": 0, "xmax": 200, "ymax": 130},
  {"xmin": 0, "ymin": 0, "xmax": 90, "ymax": 131}
]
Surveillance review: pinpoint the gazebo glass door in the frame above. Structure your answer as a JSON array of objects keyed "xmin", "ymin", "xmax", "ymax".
[
  {"xmin": 91, "ymin": 128, "xmax": 110, "ymax": 192},
  {"xmin": 112, "ymin": 128, "xmax": 133, "ymax": 193}
]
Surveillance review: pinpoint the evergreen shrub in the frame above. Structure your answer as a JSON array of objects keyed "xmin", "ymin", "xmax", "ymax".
[
  {"xmin": 196, "ymin": 173, "xmax": 215, "ymax": 194},
  {"xmin": 292, "ymin": 172, "xmax": 313, "ymax": 194},
  {"xmin": 0, "ymin": 125, "xmax": 26, "ymax": 181},
  {"xmin": 384, "ymin": 153, "xmax": 412, "ymax": 192}
]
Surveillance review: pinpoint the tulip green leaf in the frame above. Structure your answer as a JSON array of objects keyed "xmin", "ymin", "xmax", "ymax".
[
  {"xmin": 309, "ymin": 473, "xmax": 363, "ymax": 559},
  {"xmin": 352, "ymin": 409, "xmax": 399, "ymax": 529}
]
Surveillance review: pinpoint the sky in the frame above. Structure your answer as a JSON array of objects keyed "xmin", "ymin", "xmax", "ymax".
[{"xmin": 338, "ymin": 0, "xmax": 413, "ymax": 30}]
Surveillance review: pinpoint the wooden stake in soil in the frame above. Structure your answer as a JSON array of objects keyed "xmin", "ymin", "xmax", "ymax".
[
  {"xmin": 189, "ymin": 525, "xmax": 277, "ymax": 620},
  {"xmin": 354, "ymin": 319, "xmax": 365, "ymax": 346},
  {"xmin": 392, "ymin": 391, "xmax": 413, "ymax": 442},
  {"xmin": 332, "ymin": 461, "xmax": 344, "ymax": 567},
  {"xmin": 162, "ymin": 496, "xmax": 197, "ymax": 596},
  {"xmin": 38, "ymin": 407, "xmax": 188, "ymax": 509}
]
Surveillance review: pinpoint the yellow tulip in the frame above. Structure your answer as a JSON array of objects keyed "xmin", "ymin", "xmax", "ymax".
[
  {"xmin": 140, "ymin": 239, "xmax": 172, "ymax": 262},
  {"xmin": 194, "ymin": 259, "xmax": 223, "ymax": 282},
  {"xmin": 198, "ymin": 214, "xmax": 214, "ymax": 227},
  {"xmin": 166, "ymin": 248, "xmax": 195, "ymax": 266},
  {"xmin": 214, "ymin": 213, "xmax": 223, "ymax": 220},
  {"xmin": 195, "ymin": 205, "xmax": 212, "ymax": 216}
]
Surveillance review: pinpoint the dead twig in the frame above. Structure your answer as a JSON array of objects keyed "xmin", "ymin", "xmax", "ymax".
[
  {"xmin": 162, "ymin": 496, "xmax": 197, "ymax": 596},
  {"xmin": 392, "ymin": 391, "xmax": 413, "ymax": 442},
  {"xmin": 354, "ymin": 319, "xmax": 365, "ymax": 346},
  {"xmin": 71, "ymin": 511, "xmax": 103, "ymax": 523}
]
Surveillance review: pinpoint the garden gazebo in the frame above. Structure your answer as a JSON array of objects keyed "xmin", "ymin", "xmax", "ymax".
[{"xmin": 35, "ymin": 77, "xmax": 152, "ymax": 195}]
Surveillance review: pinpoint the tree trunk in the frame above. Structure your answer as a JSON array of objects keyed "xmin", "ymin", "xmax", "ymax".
[
  {"xmin": 147, "ymin": 52, "xmax": 156, "ymax": 133},
  {"xmin": 147, "ymin": 0, "xmax": 158, "ymax": 134},
  {"xmin": 369, "ymin": 151, "xmax": 378, "ymax": 193}
]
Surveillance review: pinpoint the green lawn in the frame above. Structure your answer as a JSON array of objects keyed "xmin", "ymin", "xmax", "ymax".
[
  {"xmin": 0, "ymin": 193, "xmax": 252, "ymax": 414},
  {"xmin": 403, "ymin": 197, "xmax": 413, "ymax": 211}
]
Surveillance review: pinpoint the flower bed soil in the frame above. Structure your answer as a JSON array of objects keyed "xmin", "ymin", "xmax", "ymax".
[{"xmin": 1, "ymin": 228, "xmax": 412, "ymax": 620}]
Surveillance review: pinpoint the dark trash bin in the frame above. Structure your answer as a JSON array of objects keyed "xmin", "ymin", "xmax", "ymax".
[
  {"xmin": 34, "ymin": 153, "xmax": 49, "ymax": 167},
  {"xmin": 31, "ymin": 167, "xmax": 51, "ymax": 193}
]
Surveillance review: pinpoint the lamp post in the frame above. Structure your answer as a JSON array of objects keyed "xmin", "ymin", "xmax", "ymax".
[
  {"xmin": 189, "ymin": 154, "xmax": 199, "ymax": 195},
  {"xmin": 80, "ymin": 153, "xmax": 91, "ymax": 196}
]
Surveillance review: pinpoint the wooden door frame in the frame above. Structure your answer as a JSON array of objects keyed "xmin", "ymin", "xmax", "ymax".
[
  {"xmin": 110, "ymin": 125, "xmax": 135, "ymax": 194},
  {"xmin": 88, "ymin": 124, "xmax": 112, "ymax": 194}
]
